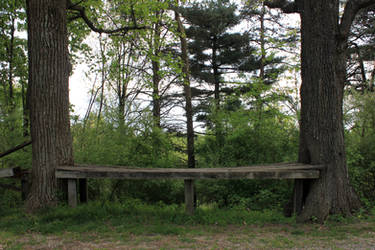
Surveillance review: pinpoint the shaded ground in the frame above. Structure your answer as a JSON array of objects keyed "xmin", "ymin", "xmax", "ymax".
[{"xmin": 2, "ymin": 222, "xmax": 375, "ymax": 249}]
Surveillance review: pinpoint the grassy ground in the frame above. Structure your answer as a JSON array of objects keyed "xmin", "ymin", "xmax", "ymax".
[{"xmin": 1, "ymin": 201, "xmax": 375, "ymax": 249}]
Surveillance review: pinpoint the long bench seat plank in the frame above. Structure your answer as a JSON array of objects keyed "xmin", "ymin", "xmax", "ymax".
[
  {"xmin": 56, "ymin": 163, "xmax": 322, "ymax": 180},
  {"xmin": 0, "ymin": 167, "xmax": 21, "ymax": 178}
]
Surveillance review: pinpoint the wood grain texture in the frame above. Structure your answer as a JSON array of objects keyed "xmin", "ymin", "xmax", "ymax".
[
  {"xmin": 56, "ymin": 163, "xmax": 322, "ymax": 180},
  {"xmin": 0, "ymin": 168, "xmax": 15, "ymax": 178},
  {"xmin": 0, "ymin": 167, "xmax": 22, "ymax": 178},
  {"xmin": 68, "ymin": 179, "xmax": 77, "ymax": 208}
]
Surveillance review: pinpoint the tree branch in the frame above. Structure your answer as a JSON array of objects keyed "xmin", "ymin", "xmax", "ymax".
[
  {"xmin": 0, "ymin": 141, "xmax": 32, "ymax": 159},
  {"xmin": 67, "ymin": 0, "xmax": 148, "ymax": 34},
  {"xmin": 340, "ymin": 0, "xmax": 375, "ymax": 39},
  {"xmin": 264, "ymin": 0, "xmax": 299, "ymax": 13}
]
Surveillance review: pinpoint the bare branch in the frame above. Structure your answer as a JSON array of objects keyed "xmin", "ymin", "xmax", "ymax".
[
  {"xmin": 67, "ymin": 0, "xmax": 148, "ymax": 34},
  {"xmin": 340, "ymin": 0, "xmax": 375, "ymax": 40},
  {"xmin": 264, "ymin": 0, "xmax": 299, "ymax": 13},
  {"xmin": 0, "ymin": 141, "xmax": 32, "ymax": 159}
]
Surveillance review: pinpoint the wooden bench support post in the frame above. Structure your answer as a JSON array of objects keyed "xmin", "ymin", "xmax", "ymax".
[
  {"xmin": 68, "ymin": 179, "xmax": 77, "ymax": 208},
  {"xmin": 79, "ymin": 178, "xmax": 88, "ymax": 203},
  {"xmin": 293, "ymin": 179, "xmax": 304, "ymax": 215},
  {"xmin": 184, "ymin": 179, "xmax": 194, "ymax": 215}
]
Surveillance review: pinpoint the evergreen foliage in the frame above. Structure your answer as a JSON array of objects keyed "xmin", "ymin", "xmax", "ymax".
[{"xmin": 181, "ymin": 0, "xmax": 259, "ymax": 121}]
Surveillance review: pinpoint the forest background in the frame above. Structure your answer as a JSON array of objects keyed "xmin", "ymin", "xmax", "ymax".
[{"xmin": 1, "ymin": 0, "xmax": 375, "ymax": 213}]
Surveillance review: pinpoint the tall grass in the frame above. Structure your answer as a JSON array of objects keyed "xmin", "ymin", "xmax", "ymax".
[{"xmin": 0, "ymin": 200, "xmax": 293, "ymax": 236}]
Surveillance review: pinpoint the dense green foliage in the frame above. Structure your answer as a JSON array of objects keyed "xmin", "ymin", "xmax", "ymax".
[
  {"xmin": 0, "ymin": 0, "xmax": 29, "ymax": 160},
  {"xmin": 66, "ymin": 99, "xmax": 297, "ymax": 209},
  {"xmin": 346, "ymin": 92, "xmax": 375, "ymax": 207}
]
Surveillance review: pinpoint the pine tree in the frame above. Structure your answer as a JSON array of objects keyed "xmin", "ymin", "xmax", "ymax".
[
  {"xmin": 347, "ymin": 5, "xmax": 375, "ymax": 92},
  {"xmin": 180, "ymin": 0, "xmax": 255, "ymax": 137}
]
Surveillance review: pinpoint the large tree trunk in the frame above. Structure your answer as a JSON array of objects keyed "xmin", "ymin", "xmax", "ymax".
[
  {"xmin": 297, "ymin": 0, "xmax": 360, "ymax": 222},
  {"xmin": 26, "ymin": 0, "xmax": 74, "ymax": 211}
]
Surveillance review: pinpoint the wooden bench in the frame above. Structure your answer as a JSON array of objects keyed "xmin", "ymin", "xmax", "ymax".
[
  {"xmin": 0, "ymin": 167, "xmax": 23, "ymax": 178},
  {"xmin": 56, "ymin": 163, "xmax": 324, "ymax": 214},
  {"xmin": 0, "ymin": 167, "xmax": 29, "ymax": 198}
]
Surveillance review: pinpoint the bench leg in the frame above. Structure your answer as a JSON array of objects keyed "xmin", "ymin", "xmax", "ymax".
[
  {"xmin": 68, "ymin": 179, "xmax": 77, "ymax": 208},
  {"xmin": 184, "ymin": 179, "xmax": 194, "ymax": 215}
]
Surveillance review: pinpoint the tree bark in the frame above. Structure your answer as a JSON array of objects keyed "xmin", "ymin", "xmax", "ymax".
[
  {"xmin": 97, "ymin": 34, "xmax": 106, "ymax": 127},
  {"xmin": 26, "ymin": 0, "xmax": 74, "ymax": 211},
  {"xmin": 22, "ymin": 78, "xmax": 30, "ymax": 137},
  {"xmin": 175, "ymin": 8, "xmax": 196, "ymax": 212},
  {"xmin": 174, "ymin": 9, "xmax": 195, "ymax": 170},
  {"xmin": 151, "ymin": 14, "xmax": 162, "ymax": 128},
  {"xmin": 7, "ymin": 15, "xmax": 15, "ymax": 105},
  {"xmin": 212, "ymin": 38, "xmax": 220, "ymax": 109},
  {"xmin": 259, "ymin": 3, "xmax": 266, "ymax": 81},
  {"xmin": 296, "ymin": 0, "xmax": 360, "ymax": 222}
]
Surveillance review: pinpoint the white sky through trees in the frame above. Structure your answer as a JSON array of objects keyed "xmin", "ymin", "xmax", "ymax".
[{"xmin": 68, "ymin": 2, "xmax": 301, "ymax": 120}]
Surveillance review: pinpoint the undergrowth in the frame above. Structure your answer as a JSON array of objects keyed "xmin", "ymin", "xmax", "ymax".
[
  {"xmin": 1, "ymin": 201, "xmax": 374, "ymax": 237},
  {"xmin": 0, "ymin": 200, "xmax": 293, "ymax": 235}
]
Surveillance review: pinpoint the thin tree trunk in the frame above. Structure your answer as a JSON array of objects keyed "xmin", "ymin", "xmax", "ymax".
[
  {"xmin": 212, "ymin": 39, "xmax": 220, "ymax": 109},
  {"xmin": 211, "ymin": 37, "xmax": 224, "ymax": 158},
  {"xmin": 370, "ymin": 61, "xmax": 375, "ymax": 92},
  {"xmin": 152, "ymin": 60, "xmax": 161, "ymax": 128},
  {"xmin": 83, "ymin": 76, "xmax": 99, "ymax": 129},
  {"xmin": 175, "ymin": 10, "xmax": 195, "ymax": 170},
  {"xmin": 117, "ymin": 45, "xmax": 125, "ymax": 128},
  {"xmin": 117, "ymin": 42, "xmax": 133, "ymax": 129},
  {"xmin": 97, "ymin": 35, "xmax": 106, "ymax": 128},
  {"xmin": 256, "ymin": 3, "xmax": 266, "ymax": 124},
  {"xmin": 22, "ymin": 78, "xmax": 30, "ymax": 137},
  {"xmin": 354, "ymin": 44, "xmax": 367, "ymax": 93},
  {"xmin": 151, "ymin": 14, "xmax": 162, "ymax": 128},
  {"xmin": 8, "ymin": 15, "xmax": 15, "ymax": 105},
  {"xmin": 259, "ymin": 3, "xmax": 266, "ymax": 81},
  {"xmin": 175, "ymin": 7, "xmax": 196, "ymax": 213},
  {"xmin": 26, "ymin": 0, "xmax": 74, "ymax": 211}
]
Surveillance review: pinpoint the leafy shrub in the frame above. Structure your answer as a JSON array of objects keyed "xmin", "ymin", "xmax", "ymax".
[
  {"xmin": 345, "ymin": 92, "xmax": 375, "ymax": 206},
  {"xmin": 71, "ymin": 115, "xmax": 185, "ymax": 204},
  {"xmin": 194, "ymin": 105, "xmax": 298, "ymax": 210}
]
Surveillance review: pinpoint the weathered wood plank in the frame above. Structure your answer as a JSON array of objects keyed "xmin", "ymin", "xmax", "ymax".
[
  {"xmin": 68, "ymin": 179, "xmax": 77, "ymax": 208},
  {"xmin": 0, "ymin": 167, "xmax": 15, "ymax": 178},
  {"xmin": 184, "ymin": 180, "xmax": 194, "ymax": 215},
  {"xmin": 56, "ymin": 163, "xmax": 322, "ymax": 180},
  {"xmin": 56, "ymin": 169, "xmax": 320, "ymax": 179},
  {"xmin": 60, "ymin": 162, "xmax": 325, "ymax": 171}
]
